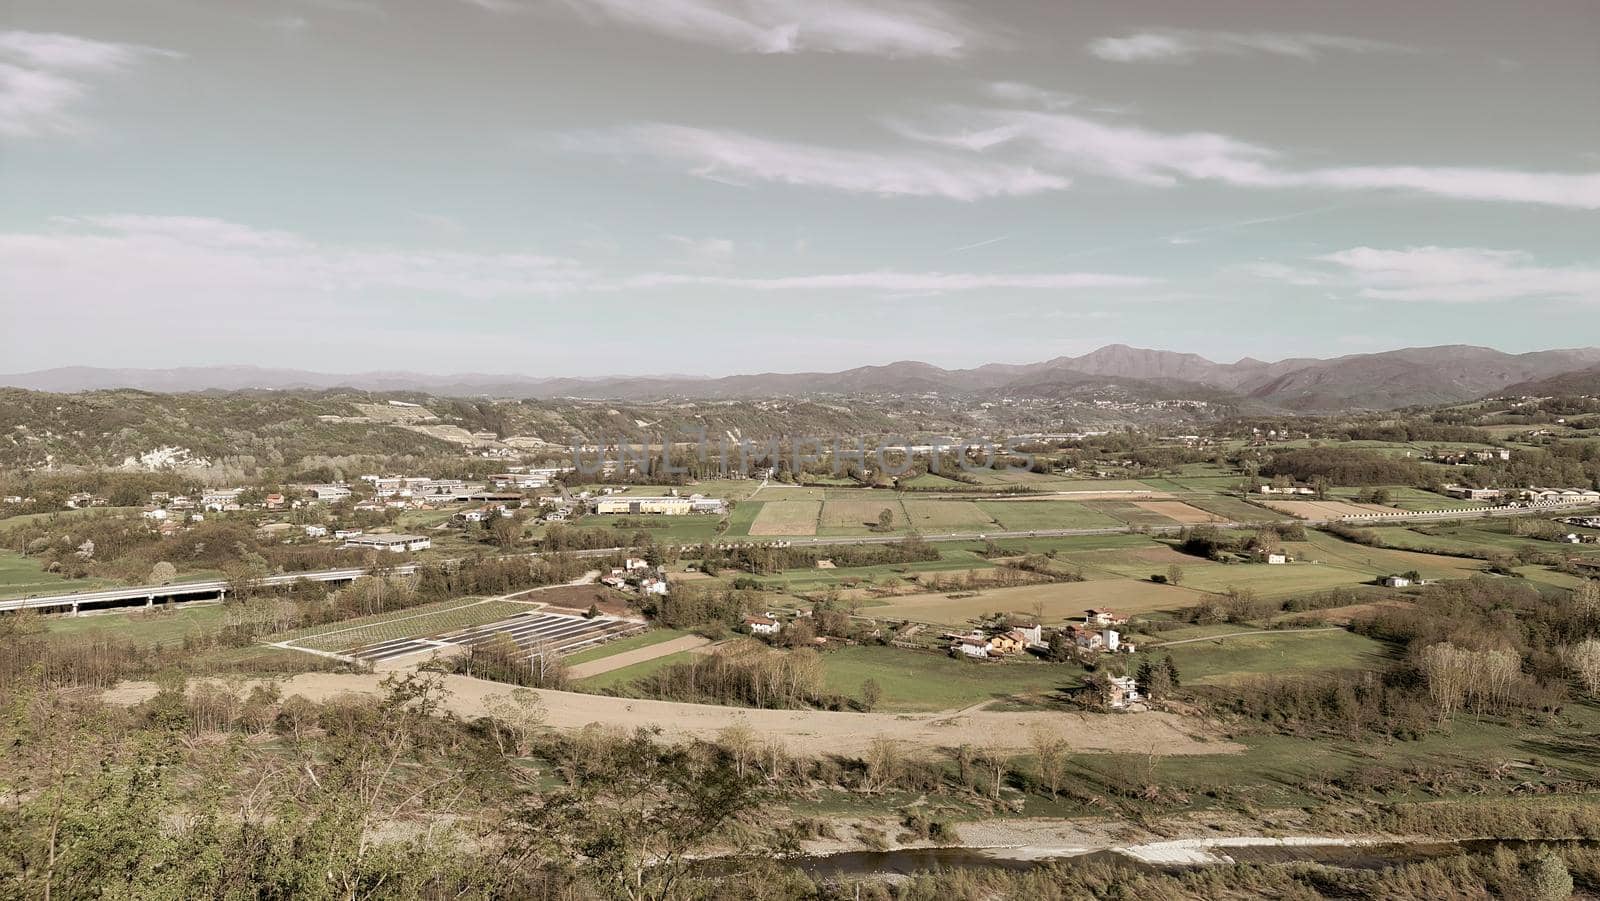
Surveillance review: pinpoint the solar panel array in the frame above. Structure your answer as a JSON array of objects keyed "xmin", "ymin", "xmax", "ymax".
[{"xmin": 348, "ymin": 610, "xmax": 644, "ymax": 663}]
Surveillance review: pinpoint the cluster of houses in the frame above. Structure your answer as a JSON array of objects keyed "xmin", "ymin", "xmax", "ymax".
[
  {"xmin": 600, "ymin": 557, "xmax": 670, "ymax": 596},
  {"xmin": 946, "ymin": 609, "xmax": 1136, "ymax": 660},
  {"xmin": 1255, "ymin": 483, "xmax": 1315, "ymax": 496},
  {"xmin": 1427, "ymin": 448, "xmax": 1512, "ymax": 465}
]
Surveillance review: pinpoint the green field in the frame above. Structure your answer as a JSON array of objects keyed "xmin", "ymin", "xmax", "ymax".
[
  {"xmin": 821, "ymin": 645, "xmax": 1082, "ymax": 711},
  {"xmin": 976, "ymin": 500, "xmax": 1125, "ymax": 531},
  {"xmin": 817, "ymin": 498, "xmax": 907, "ymax": 535},
  {"xmin": 574, "ymin": 649, "xmax": 700, "ymax": 690},
  {"xmin": 563, "ymin": 627, "xmax": 691, "ymax": 666},
  {"xmin": 749, "ymin": 500, "xmax": 822, "ymax": 536},
  {"xmin": 0, "ymin": 551, "xmax": 110, "ymax": 600},
  {"xmin": 1153, "ymin": 628, "xmax": 1394, "ymax": 685},
  {"xmin": 900, "ymin": 499, "xmax": 999, "ymax": 531},
  {"xmin": 723, "ymin": 501, "xmax": 763, "ymax": 537},
  {"xmin": 42, "ymin": 601, "xmax": 227, "ymax": 647}
]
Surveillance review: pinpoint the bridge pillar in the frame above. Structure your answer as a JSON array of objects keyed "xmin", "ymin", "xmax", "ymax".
[
  {"xmin": 70, "ymin": 602, "xmax": 79, "ymax": 617},
  {"xmin": 146, "ymin": 595, "xmax": 155, "ymax": 608}
]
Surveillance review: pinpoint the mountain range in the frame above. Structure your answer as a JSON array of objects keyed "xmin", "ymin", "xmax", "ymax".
[{"xmin": 6, "ymin": 345, "xmax": 1600, "ymax": 412}]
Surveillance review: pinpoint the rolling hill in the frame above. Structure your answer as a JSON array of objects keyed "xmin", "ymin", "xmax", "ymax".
[{"xmin": 6, "ymin": 344, "xmax": 1600, "ymax": 411}]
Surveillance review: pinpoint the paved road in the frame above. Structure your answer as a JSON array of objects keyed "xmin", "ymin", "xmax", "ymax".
[{"xmin": 9, "ymin": 499, "xmax": 1595, "ymax": 613}]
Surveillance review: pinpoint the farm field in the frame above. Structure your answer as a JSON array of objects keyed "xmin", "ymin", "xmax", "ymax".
[
  {"xmin": 1261, "ymin": 499, "xmax": 1401, "ymax": 519},
  {"xmin": 1181, "ymin": 494, "xmax": 1286, "ymax": 523},
  {"xmin": 900, "ymin": 499, "xmax": 998, "ymax": 531},
  {"xmin": 1083, "ymin": 500, "xmax": 1180, "ymax": 528},
  {"xmin": 748, "ymin": 500, "xmax": 821, "ymax": 536},
  {"xmin": 1172, "ymin": 562, "xmax": 1389, "ymax": 598},
  {"xmin": 563, "ymin": 627, "xmax": 693, "ymax": 666},
  {"xmin": 1290, "ymin": 531, "xmax": 1486, "ymax": 581},
  {"xmin": 723, "ymin": 500, "xmax": 763, "ymax": 537},
  {"xmin": 975, "ymin": 500, "xmax": 1125, "ymax": 531},
  {"xmin": 821, "ymin": 645, "xmax": 1080, "ymax": 712},
  {"xmin": 574, "ymin": 649, "xmax": 701, "ymax": 690},
  {"xmin": 863, "ymin": 579, "xmax": 1209, "ymax": 626},
  {"xmin": 1132, "ymin": 500, "xmax": 1224, "ymax": 524},
  {"xmin": 751, "ymin": 485, "xmax": 827, "ymax": 501},
  {"xmin": 1154, "ymin": 629, "xmax": 1393, "ymax": 686},
  {"xmin": 818, "ymin": 498, "xmax": 906, "ymax": 535}
]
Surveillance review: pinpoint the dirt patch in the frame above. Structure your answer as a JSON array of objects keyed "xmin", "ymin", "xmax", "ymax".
[
  {"xmin": 1133, "ymin": 501, "xmax": 1224, "ymax": 524},
  {"xmin": 104, "ymin": 673, "xmax": 1241, "ymax": 758},
  {"xmin": 538, "ymin": 585, "xmax": 637, "ymax": 617},
  {"xmin": 1262, "ymin": 500, "xmax": 1397, "ymax": 519}
]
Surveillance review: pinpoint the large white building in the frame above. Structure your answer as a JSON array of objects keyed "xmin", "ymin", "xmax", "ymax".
[{"xmin": 342, "ymin": 533, "xmax": 431, "ymax": 553}]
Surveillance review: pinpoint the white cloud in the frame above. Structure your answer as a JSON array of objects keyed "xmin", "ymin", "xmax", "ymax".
[
  {"xmin": 902, "ymin": 106, "xmax": 1600, "ymax": 209},
  {"xmin": 620, "ymin": 271, "xmax": 1154, "ymax": 292},
  {"xmin": 558, "ymin": 0, "xmax": 983, "ymax": 58},
  {"xmin": 0, "ymin": 31, "xmax": 180, "ymax": 138},
  {"xmin": 0, "ymin": 215, "xmax": 1152, "ymax": 313},
  {"xmin": 666, "ymin": 234, "xmax": 736, "ymax": 264},
  {"xmin": 1244, "ymin": 246, "xmax": 1600, "ymax": 303},
  {"xmin": 573, "ymin": 123, "xmax": 1070, "ymax": 200},
  {"xmin": 3, "ymin": 216, "xmax": 594, "ymax": 307},
  {"xmin": 1089, "ymin": 29, "xmax": 1410, "ymax": 64}
]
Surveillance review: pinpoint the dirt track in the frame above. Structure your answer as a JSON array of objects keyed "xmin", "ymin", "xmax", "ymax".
[{"xmin": 104, "ymin": 673, "xmax": 1241, "ymax": 758}]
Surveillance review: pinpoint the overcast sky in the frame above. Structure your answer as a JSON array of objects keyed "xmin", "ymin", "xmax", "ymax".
[{"xmin": 3, "ymin": 0, "xmax": 1598, "ymax": 376}]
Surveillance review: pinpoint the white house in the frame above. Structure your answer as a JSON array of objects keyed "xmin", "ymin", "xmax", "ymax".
[
  {"xmin": 745, "ymin": 614, "xmax": 781, "ymax": 636},
  {"xmin": 1106, "ymin": 676, "xmax": 1141, "ymax": 710},
  {"xmin": 343, "ymin": 533, "xmax": 431, "ymax": 553},
  {"xmin": 641, "ymin": 577, "xmax": 669, "ymax": 596},
  {"xmin": 624, "ymin": 557, "xmax": 649, "ymax": 571},
  {"xmin": 303, "ymin": 524, "xmax": 328, "ymax": 538},
  {"xmin": 952, "ymin": 635, "xmax": 991, "ymax": 658},
  {"xmin": 306, "ymin": 485, "xmax": 352, "ymax": 502},
  {"xmin": 1383, "ymin": 575, "xmax": 1413, "ymax": 588},
  {"xmin": 1265, "ymin": 553, "xmax": 1288, "ymax": 565},
  {"xmin": 141, "ymin": 508, "xmax": 169, "ymax": 521}
]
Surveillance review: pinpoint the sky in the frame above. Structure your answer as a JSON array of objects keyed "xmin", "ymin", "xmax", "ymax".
[{"xmin": 2, "ymin": 0, "xmax": 1598, "ymax": 376}]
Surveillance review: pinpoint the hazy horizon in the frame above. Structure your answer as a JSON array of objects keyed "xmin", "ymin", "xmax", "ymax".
[
  {"xmin": 8, "ymin": 341, "xmax": 1600, "ymax": 384},
  {"xmin": 4, "ymin": 0, "xmax": 1598, "ymax": 373}
]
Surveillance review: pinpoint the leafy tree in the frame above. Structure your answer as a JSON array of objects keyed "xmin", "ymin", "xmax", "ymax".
[{"xmin": 860, "ymin": 678, "xmax": 882, "ymax": 711}]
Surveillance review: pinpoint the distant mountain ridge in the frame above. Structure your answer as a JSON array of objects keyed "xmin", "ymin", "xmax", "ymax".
[{"xmin": 6, "ymin": 344, "xmax": 1600, "ymax": 411}]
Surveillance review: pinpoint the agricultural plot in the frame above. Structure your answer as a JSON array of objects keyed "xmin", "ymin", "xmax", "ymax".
[
  {"xmin": 1083, "ymin": 500, "xmax": 1181, "ymax": 528},
  {"xmin": 900, "ymin": 499, "xmax": 998, "ymax": 531},
  {"xmin": 818, "ymin": 498, "xmax": 906, "ymax": 535},
  {"xmin": 723, "ymin": 500, "xmax": 763, "ymax": 537},
  {"xmin": 1173, "ymin": 562, "xmax": 1394, "ymax": 599},
  {"xmin": 863, "ymin": 579, "xmax": 1208, "ymax": 627},
  {"xmin": 821, "ymin": 645, "xmax": 1082, "ymax": 712},
  {"xmin": 1290, "ymin": 531, "xmax": 1485, "ymax": 581},
  {"xmin": 748, "ymin": 500, "xmax": 821, "ymax": 536},
  {"xmin": 1132, "ymin": 501, "xmax": 1224, "ymax": 524},
  {"xmin": 1154, "ymin": 629, "xmax": 1392, "ymax": 686},
  {"xmin": 976, "ymin": 500, "xmax": 1125, "ymax": 531},
  {"xmin": 1181, "ymin": 495, "xmax": 1287, "ymax": 523},
  {"xmin": 1260, "ymin": 500, "xmax": 1399, "ymax": 519}
]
